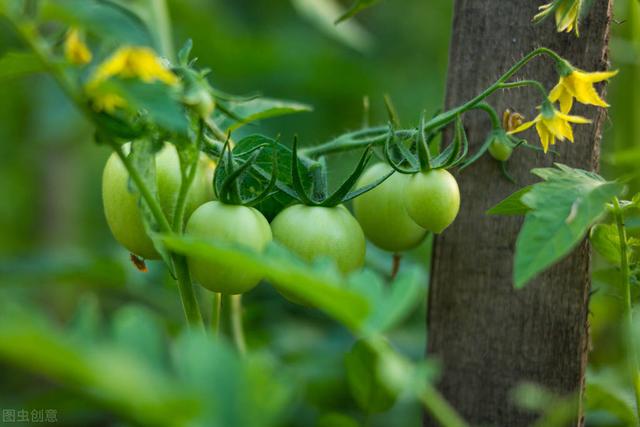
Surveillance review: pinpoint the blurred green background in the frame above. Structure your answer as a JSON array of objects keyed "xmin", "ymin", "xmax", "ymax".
[{"xmin": 0, "ymin": 0, "xmax": 638, "ymax": 426}]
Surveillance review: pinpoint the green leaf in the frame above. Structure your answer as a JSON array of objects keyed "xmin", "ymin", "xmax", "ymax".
[
  {"xmin": 215, "ymin": 97, "xmax": 312, "ymax": 132},
  {"xmin": 586, "ymin": 380, "xmax": 638, "ymax": 426},
  {"xmin": 344, "ymin": 338, "xmax": 398, "ymax": 413},
  {"xmin": 117, "ymin": 80, "xmax": 189, "ymax": 135},
  {"xmin": 590, "ymin": 223, "xmax": 622, "ymax": 266},
  {"xmin": 0, "ymin": 303, "xmax": 198, "ymax": 426},
  {"xmin": 0, "ymin": 51, "xmax": 44, "ymax": 82},
  {"xmin": 487, "ymin": 186, "xmax": 533, "ymax": 216},
  {"xmin": 173, "ymin": 332, "xmax": 290, "ymax": 427},
  {"xmin": 290, "ymin": 0, "xmax": 373, "ymax": 52},
  {"xmin": 111, "ymin": 305, "xmax": 167, "ymax": 369},
  {"xmin": 41, "ymin": 0, "xmax": 152, "ymax": 46},
  {"xmin": 335, "ymin": 0, "xmax": 380, "ymax": 23},
  {"xmin": 513, "ymin": 164, "xmax": 624, "ymax": 288},
  {"xmin": 349, "ymin": 267, "xmax": 427, "ymax": 333},
  {"xmin": 161, "ymin": 235, "xmax": 370, "ymax": 332}
]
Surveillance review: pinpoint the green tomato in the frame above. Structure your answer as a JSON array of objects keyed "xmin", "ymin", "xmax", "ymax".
[
  {"xmin": 185, "ymin": 201, "xmax": 272, "ymax": 294},
  {"xmin": 102, "ymin": 143, "xmax": 215, "ymax": 259},
  {"xmin": 353, "ymin": 163, "xmax": 427, "ymax": 252},
  {"xmin": 404, "ymin": 169, "xmax": 460, "ymax": 234},
  {"xmin": 488, "ymin": 138, "xmax": 513, "ymax": 161},
  {"xmin": 271, "ymin": 204, "xmax": 365, "ymax": 274}
]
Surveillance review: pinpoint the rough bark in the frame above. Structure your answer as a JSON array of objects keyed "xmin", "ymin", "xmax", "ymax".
[{"xmin": 426, "ymin": 1, "xmax": 612, "ymax": 425}]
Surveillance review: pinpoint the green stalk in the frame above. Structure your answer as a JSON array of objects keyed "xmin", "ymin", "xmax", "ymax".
[
  {"xmin": 613, "ymin": 198, "xmax": 640, "ymax": 421},
  {"xmin": 469, "ymin": 103, "xmax": 501, "ymax": 129},
  {"xmin": 211, "ymin": 292, "xmax": 222, "ymax": 336},
  {"xmin": 172, "ymin": 120, "xmax": 204, "ymax": 233},
  {"xmin": 420, "ymin": 383, "xmax": 469, "ymax": 427},
  {"xmin": 497, "ymin": 80, "xmax": 549, "ymax": 100},
  {"xmin": 229, "ymin": 294, "xmax": 247, "ymax": 356},
  {"xmin": 113, "ymin": 144, "xmax": 203, "ymax": 329},
  {"xmin": 303, "ymin": 47, "xmax": 561, "ymax": 157}
]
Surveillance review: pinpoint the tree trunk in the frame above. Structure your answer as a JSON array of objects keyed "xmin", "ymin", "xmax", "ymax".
[{"xmin": 426, "ymin": 1, "xmax": 612, "ymax": 425}]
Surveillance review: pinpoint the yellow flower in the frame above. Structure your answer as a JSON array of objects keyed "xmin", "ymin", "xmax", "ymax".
[
  {"xmin": 91, "ymin": 92, "xmax": 127, "ymax": 113},
  {"xmin": 88, "ymin": 46, "xmax": 178, "ymax": 88},
  {"xmin": 508, "ymin": 102, "xmax": 591, "ymax": 153},
  {"xmin": 549, "ymin": 68, "xmax": 618, "ymax": 113},
  {"xmin": 64, "ymin": 28, "xmax": 92, "ymax": 65},
  {"xmin": 534, "ymin": 0, "xmax": 581, "ymax": 36}
]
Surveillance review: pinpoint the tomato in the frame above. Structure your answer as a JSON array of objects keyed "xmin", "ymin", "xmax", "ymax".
[
  {"xmin": 403, "ymin": 169, "xmax": 460, "ymax": 233},
  {"xmin": 488, "ymin": 138, "xmax": 513, "ymax": 161},
  {"xmin": 185, "ymin": 201, "xmax": 272, "ymax": 294},
  {"xmin": 353, "ymin": 163, "xmax": 427, "ymax": 252},
  {"xmin": 270, "ymin": 204, "xmax": 365, "ymax": 274},
  {"xmin": 102, "ymin": 143, "xmax": 215, "ymax": 259}
]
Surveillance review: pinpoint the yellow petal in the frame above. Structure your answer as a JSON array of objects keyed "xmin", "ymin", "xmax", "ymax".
[
  {"xmin": 576, "ymin": 69, "xmax": 618, "ymax": 83},
  {"xmin": 548, "ymin": 80, "xmax": 565, "ymax": 102},
  {"xmin": 508, "ymin": 117, "xmax": 538, "ymax": 135},
  {"xmin": 535, "ymin": 121, "xmax": 550, "ymax": 153},
  {"xmin": 556, "ymin": 111, "xmax": 591, "ymax": 124},
  {"xmin": 573, "ymin": 78, "xmax": 608, "ymax": 107}
]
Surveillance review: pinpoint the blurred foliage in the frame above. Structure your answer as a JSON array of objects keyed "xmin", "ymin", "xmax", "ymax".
[{"xmin": 0, "ymin": 0, "xmax": 638, "ymax": 426}]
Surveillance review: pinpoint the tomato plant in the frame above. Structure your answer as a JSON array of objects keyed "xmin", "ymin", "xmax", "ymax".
[{"xmin": 0, "ymin": 1, "xmax": 625, "ymax": 426}]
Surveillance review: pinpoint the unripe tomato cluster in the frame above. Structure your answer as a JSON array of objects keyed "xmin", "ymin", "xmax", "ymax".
[
  {"xmin": 102, "ymin": 147, "xmax": 461, "ymax": 296},
  {"xmin": 102, "ymin": 143, "xmax": 215, "ymax": 259}
]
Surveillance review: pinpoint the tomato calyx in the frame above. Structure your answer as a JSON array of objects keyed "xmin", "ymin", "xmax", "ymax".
[
  {"xmin": 384, "ymin": 112, "xmax": 469, "ymax": 176},
  {"xmin": 290, "ymin": 137, "xmax": 392, "ymax": 207},
  {"xmin": 215, "ymin": 138, "xmax": 277, "ymax": 207}
]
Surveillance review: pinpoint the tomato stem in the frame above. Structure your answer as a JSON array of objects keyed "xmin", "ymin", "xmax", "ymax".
[
  {"xmin": 173, "ymin": 120, "xmax": 204, "ymax": 233},
  {"xmin": 302, "ymin": 47, "xmax": 561, "ymax": 159},
  {"xmin": 211, "ymin": 292, "xmax": 222, "ymax": 336},
  {"xmin": 420, "ymin": 383, "xmax": 469, "ymax": 427},
  {"xmin": 613, "ymin": 197, "xmax": 640, "ymax": 421},
  {"xmin": 391, "ymin": 253, "xmax": 402, "ymax": 280},
  {"xmin": 229, "ymin": 294, "xmax": 247, "ymax": 356},
  {"xmin": 111, "ymin": 142, "xmax": 203, "ymax": 329}
]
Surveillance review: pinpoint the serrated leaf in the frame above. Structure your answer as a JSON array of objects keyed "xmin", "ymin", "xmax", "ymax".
[
  {"xmin": 215, "ymin": 97, "xmax": 312, "ymax": 132},
  {"xmin": 487, "ymin": 186, "xmax": 533, "ymax": 216},
  {"xmin": 161, "ymin": 236, "xmax": 370, "ymax": 332},
  {"xmin": 0, "ymin": 51, "xmax": 44, "ymax": 82},
  {"xmin": 513, "ymin": 165, "xmax": 623, "ymax": 288}
]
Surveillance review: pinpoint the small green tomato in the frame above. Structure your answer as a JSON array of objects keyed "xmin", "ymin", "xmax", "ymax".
[
  {"xmin": 271, "ymin": 204, "xmax": 366, "ymax": 274},
  {"xmin": 102, "ymin": 143, "xmax": 215, "ymax": 259},
  {"xmin": 403, "ymin": 169, "xmax": 460, "ymax": 234},
  {"xmin": 353, "ymin": 163, "xmax": 427, "ymax": 252},
  {"xmin": 185, "ymin": 201, "xmax": 272, "ymax": 294},
  {"xmin": 488, "ymin": 138, "xmax": 513, "ymax": 161}
]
